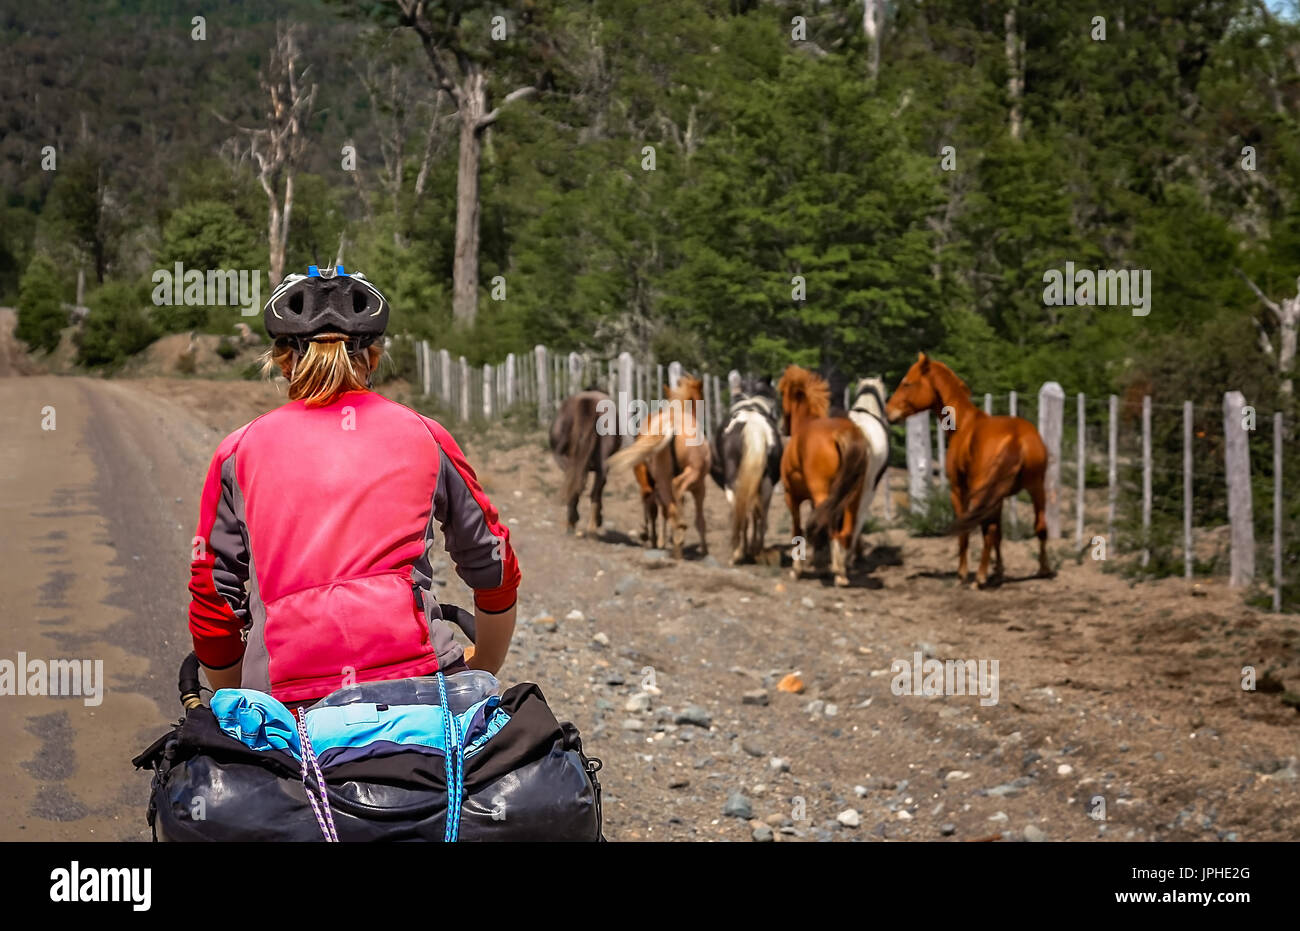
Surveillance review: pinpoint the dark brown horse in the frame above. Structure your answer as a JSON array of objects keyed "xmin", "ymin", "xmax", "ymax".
[
  {"xmin": 549, "ymin": 389, "xmax": 620, "ymax": 535},
  {"xmin": 884, "ymin": 352, "xmax": 1051, "ymax": 587},
  {"xmin": 778, "ymin": 366, "xmax": 869, "ymax": 587}
]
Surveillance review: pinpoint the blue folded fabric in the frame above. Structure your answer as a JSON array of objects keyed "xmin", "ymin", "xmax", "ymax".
[
  {"xmin": 211, "ymin": 688, "xmax": 301, "ymax": 755},
  {"xmin": 210, "ymin": 687, "xmax": 502, "ymax": 765}
]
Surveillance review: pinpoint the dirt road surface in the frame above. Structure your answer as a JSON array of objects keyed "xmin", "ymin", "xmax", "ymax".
[{"xmin": 0, "ymin": 367, "xmax": 1296, "ymax": 841}]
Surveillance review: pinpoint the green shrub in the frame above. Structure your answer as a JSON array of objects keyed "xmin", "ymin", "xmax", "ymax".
[
  {"xmin": 15, "ymin": 255, "xmax": 66, "ymax": 353},
  {"xmin": 216, "ymin": 337, "xmax": 238, "ymax": 360},
  {"xmin": 77, "ymin": 281, "xmax": 156, "ymax": 367}
]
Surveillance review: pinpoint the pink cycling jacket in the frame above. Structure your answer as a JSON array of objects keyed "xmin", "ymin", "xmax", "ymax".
[{"xmin": 188, "ymin": 390, "xmax": 521, "ymax": 704}]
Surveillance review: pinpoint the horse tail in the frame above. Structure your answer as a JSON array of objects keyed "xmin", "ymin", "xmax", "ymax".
[
  {"xmin": 807, "ymin": 426, "xmax": 868, "ymax": 542},
  {"xmin": 561, "ymin": 402, "xmax": 601, "ymax": 502},
  {"xmin": 732, "ymin": 417, "xmax": 769, "ymax": 533},
  {"xmin": 606, "ymin": 425, "xmax": 673, "ymax": 477},
  {"xmin": 948, "ymin": 439, "xmax": 1023, "ymax": 535}
]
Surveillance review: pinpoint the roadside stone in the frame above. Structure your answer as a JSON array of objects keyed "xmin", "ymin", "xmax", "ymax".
[
  {"xmin": 565, "ymin": 609, "xmax": 585, "ymax": 622},
  {"xmin": 724, "ymin": 792, "xmax": 753, "ymax": 819},
  {"xmin": 742, "ymin": 689, "xmax": 770, "ymax": 706},
  {"xmin": 625, "ymin": 692, "xmax": 652, "ymax": 713},
  {"xmin": 1023, "ymin": 824, "xmax": 1048, "ymax": 842},
  {"xmin": 667, "ymin": 776, "xmax": 689, "ymax": 789},
  {"xmin": 805, "ymin": 699, "xmax": 825, "ymax": 716},
  {"xmin": 837, "ymin": 809, "xmax": 861, "ymax": 828},
  {"xmin": 769, "ymin": 757, "xmax": 791, "ymax": 773},
  {"xmin": 621, "ymin": 719, "xmax": 645, "ymax": 731},
  {"xmin": 941, "ymin": 823, "xmax": 956, "ymax": 836},
  {"xmin": 591, "ymin": 632, "xmax": 611, "ymax": 647},
  {"xmin": 751, "ymin": 824, "xmax": 775, "ymax": 842},
  {"xmin": 676, "ymin": 706, "xmax": 713, "ymax": 728},
  {"xmin": 741, "ymin": 738, "xmax": 765, "ymax": 758},
  {"xmin": 531, "ymin": 614, "xmax": 557, "ymax": 632},
  {"xmin": 824, "ymin": 703, "xmax": 839, "ymax": 717}
]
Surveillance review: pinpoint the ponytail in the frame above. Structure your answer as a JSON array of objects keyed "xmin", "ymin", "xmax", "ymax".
[{"xmin": 262, "ymin": 334, "xmax": 384, "ymax": 407}]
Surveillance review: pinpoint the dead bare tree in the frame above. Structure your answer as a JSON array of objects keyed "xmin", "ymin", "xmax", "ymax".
[
  {"xmin": 352, "ymin": 50, "xmax": 448, "ymax": 225},
  {"xmin": 224, "ymin": 25, "xmax": 317, "ymax": 286},
  {"xmin": 1005, "ymin": 2, "xmax": 1024, "ymax": 140},
  {"xmin": 863, "ymin": 0, "xmax": 882, "ymax": 83},
  {"xmin": 1235, "ymin": 268, "xmax": 1300, "ymax": 397},
  {"xmin": 395, "ymin": 0, "xmax": 545, "ymax": 328}
]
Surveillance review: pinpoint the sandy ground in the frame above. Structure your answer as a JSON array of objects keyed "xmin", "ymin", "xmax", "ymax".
[{"xmin": 0, "ymin": 368, "xmax": 1295, "ymax": 841}]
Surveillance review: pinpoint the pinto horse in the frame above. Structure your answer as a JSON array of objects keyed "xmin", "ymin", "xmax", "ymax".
[
  {"xmin": 778, "ymin": 366, "xmax": 869, "ymax": 587},
  {"xmin": 846, "ymin": 376, "xmax": 891, "ymax": 561},
  {"xmin": 607, "ymin": 375, "xmax": 711, "ymax": 559},
  {"xmin": 549, "ymin": 388, "xmax": 620, "ymax": 535},
  {"xmin": 884, "ymin": 352, "xmax": 1051, "ymax": 587},
  {"xmin": 710, "ymin": 376, "xmax": 783, "ymax": 564}
]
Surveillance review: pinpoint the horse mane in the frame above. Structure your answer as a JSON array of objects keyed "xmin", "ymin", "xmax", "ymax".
[
  {"xmin": 778, "ymin": 365, "xmax": 830, "ymax": 418},
  {"xmin": 669, "ymin": 375, "xmax": 704, "ymax": 402},
  {"xmin": 927, "ymin": 357, "xmax": 970, "ymax": 399}
]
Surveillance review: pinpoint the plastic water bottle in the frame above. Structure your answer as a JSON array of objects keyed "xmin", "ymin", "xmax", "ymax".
[{"xmin": 314, "ymin": 670, "xmax": 499, "ymax": 714}]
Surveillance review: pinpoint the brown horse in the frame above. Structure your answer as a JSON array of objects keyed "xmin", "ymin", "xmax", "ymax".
[
  {"xmin": 549, "ymin": 389, "xmax": 620, "ymax": 535},
  {"xmin": 778, "ymin": 366, "xmax": 869, "ymax": 587},
  {"xmin": 607, "ymin": 376, "xmax": 711, "ymax": 559},
  {"xmin": 884, "ymin": 352, "xmax": 1051, "ymax": 587}
]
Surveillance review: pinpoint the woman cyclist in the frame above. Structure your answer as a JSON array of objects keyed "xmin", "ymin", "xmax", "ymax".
[{"xmin": 186, "ymin": 267, "xmax": 520, "ymax": 709}]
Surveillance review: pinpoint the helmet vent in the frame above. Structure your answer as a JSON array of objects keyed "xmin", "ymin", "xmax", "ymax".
[
  {"xmin": 289, "ymin": 291, "xmax": 304, "ymax": 315},
  {"xmin": 352, "ymin": 289, "xmax": 368, "ymax": 314}
]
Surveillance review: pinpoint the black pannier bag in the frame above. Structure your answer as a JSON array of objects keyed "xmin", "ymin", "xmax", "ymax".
[{"xmin": 134, "ymin": 679, "xmax": 604, "ymax": 842}]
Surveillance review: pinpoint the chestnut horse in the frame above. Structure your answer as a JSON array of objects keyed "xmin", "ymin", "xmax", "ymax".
[
  {"xmin": 778, "ymin": 366, "xmax": 869, "ymax": 586},
  {"xmin": 884, "ymin": 352, "xmax": 1051, "ymax": 587},
  {"xmin": 549, "ymin": 388, "xmax": 620, "ymax": 535},
  {"xmin": 607, "ymin": 375, "xmax": 711, "ymax": 558}
]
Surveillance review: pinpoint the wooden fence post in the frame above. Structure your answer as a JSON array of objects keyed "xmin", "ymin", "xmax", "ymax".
[
  {"xmin": 1107, "ymin": 394, "xmax": 1118, "ymax": 550},
  {"xmin": 1076, "ymin": 392, "xmax": 1085, "ymax": 547},
  {"xmin": 984, "ymin": 393, "xmax": 993, "ymax": 415},
  {"xmin": 1184, "ymin": 400, "xmax": 1193, "ymax": 579},
  {"xmin": 505, "ymin": 353, "xmax": 516, "ymax": 406},
  {"xmin": 568, "ymin": 352, "xmax": 581, "ymax": 396},
  {"xmin": 906, "ymin": 410, "xmax": 931, "ymax": 513},
  {"xmin": 483, "ymin": 364, "xmax": 494, "ymax": 419},
  {"xmin": 728, "ymin": 370, "xmax": 741, "ymax": 401},
  {"xmin": 712, "ymin": 372, "xmax": 723, "ymax": 431},
  {"xmin": 1223, "ymin": 390, "xmax": 1255, "ymax": 587},
  {"xmin": 458, "ymin": 356, "xmax": 470, "ymax": 423},
  {"xmin": 656, "ymin": 363, "xmax": 664, "ymax": 397},
  {"xmin": 1140, "ymin": 395, "xmax": 1152, "ymax": 567},
  {"xmin": 1007, "ymin": 391, "xmax": 1019, "ymax": 531},
  {"xmin": 535, "ymin": 345, "xmax": 549, "ymax": 424},
  {"xmin": 1039, "ymin": 382, "xmax": 1064, "ymax": 538},
  {"xmin": 439, "ymin": 349, "xmax": 452, "ymax": 403},
  {"xmin": 935, "ymin": 418, "xmax": 947, "ymax": 490},
  {"xmin": 1275, "ymin": 411, "xmax": 1284, "ymax": 611},
  {"xmin": 415, "ymin": 339, "xmax": 424, "ymax": 393},
  {"xmin": 618, "ymin": 352, "xmax": 634, "ymax": 446},
  {"xmin": 668, "ymin": 361, "xmax": 682, "ymax": 391}
]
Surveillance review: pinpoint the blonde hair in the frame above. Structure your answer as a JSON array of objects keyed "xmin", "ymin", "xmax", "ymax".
[{"xmin": 261, "ymin": 333, "xmax": 384, "ymax": 407}]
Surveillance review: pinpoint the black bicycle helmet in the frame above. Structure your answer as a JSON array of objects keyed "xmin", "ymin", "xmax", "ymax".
[{"xmin": 263, "ymin": 265, "xmax": 389, "ymax": 348}]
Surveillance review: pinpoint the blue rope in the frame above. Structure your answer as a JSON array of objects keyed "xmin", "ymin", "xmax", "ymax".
[{"xmin": 436, "ymin": 671, "xmax": 464, "ymax": 842}]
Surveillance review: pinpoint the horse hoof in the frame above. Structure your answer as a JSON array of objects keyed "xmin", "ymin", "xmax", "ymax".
[
  {"xmin": 833, "ymin": 574, "xmax": 850, "ymax": 588},
  {"xmin": 972, "ymin": 578, "xmax": 986, "ymax": 590},
  {"xmin": 789, "ymin": 568, "xmax": 802, "ymax": 580},
  {"xmin": 566, "ymin": 524, "xmax": 576, "ymax": 536}
]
